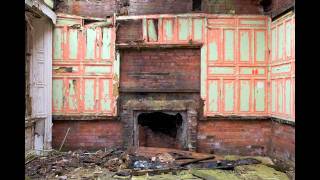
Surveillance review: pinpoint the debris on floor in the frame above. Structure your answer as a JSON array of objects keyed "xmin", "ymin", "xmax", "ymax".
[{"xmin": 25, "ymin": 147, "xmax": 292, "ymax": 180}]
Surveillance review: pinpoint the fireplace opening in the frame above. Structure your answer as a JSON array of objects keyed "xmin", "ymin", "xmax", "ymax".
[{"xmin": 137, "ymin": 112, "xmax": 185, "ymax": 149}]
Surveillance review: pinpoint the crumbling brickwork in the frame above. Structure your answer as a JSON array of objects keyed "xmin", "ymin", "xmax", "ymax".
[
  {"xmin": 116, "ymin": 20, "xmax": 143, "ymax": 44},
  {"xmin": 52, "ymin": 120, "xmax": 123, "ymax": 150},
  {"xmin": 54, "ymin": 0, "xmax": 266, "ymax": 17},
  {"xmin": 269, "ymin": 120, "xmax": 295, "ymax": 168},
  {"xmin": 270, "ymin": 0, "xmax": 294, "ymax": 17}
]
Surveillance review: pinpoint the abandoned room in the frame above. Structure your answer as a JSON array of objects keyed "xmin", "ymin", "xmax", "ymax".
[{"xmin": 25, "ymin": 0, "xmax": 295, "ymax": 179}]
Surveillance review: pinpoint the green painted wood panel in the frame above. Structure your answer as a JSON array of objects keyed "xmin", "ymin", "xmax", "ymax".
[
  {"xmin": 286, "ymin": 22, "xmax": 292, "ymax": 57},
  {"xmin": 208, "ymin": 29, "xmax": 219, "ymax": 61},
  {"xmin": 240, "ymin": 31, "xmax": 250, "ymax": 62},
  {"xmin": 102, "ymin": 28, "xmax": 111, "ymax": 59},
  {"xmin": 209, "ymin": 67, "xmax": 234, "ymax": 74},
  {"xmin": 271, "ymin": 28, "xmax": 276, "ymax": 61},
  {"xmin": 256, "ymin": 31, "xmax": 265, "ymax": 62},
  {"xmin": 240, "ymin": 19, "xmax": 265, "ymax": 25},
  {"xmin": 224, "ymin": 30, "xmax": 234, "ymax": 61},
  {"xmin": 53, "ymin": 79, "xmax": 64, "ymax": 111},
  {"xmin": 193, "ymin": 19, "xmax": 202, "ymax": 41},
  {"xmin": 101, "ymin": 79, "xmax": 111, "ymax": 111},
  {"xmin": 209, "ymin": 42, "xmax": 218, "ymax": 61},
  {"xmin": 278, "ymin": 24, "xmax": 284, "ymax": 59},
  {"xmin": 85, "ymin": 66, "xmax": 112, "ymax": 75},
  {"xmin": 255, "ymin": 81, "xmax": 265, "ymax": 111},
  {"xmin": 224, "ymin": 81, "xmax": 234, "ymax": 111},
  {"xmin": 278, "ymin": 81, "xmax": 283, "ymax": 113},
  {"xmin": 68, "ymin": 79, "xmax": 78, "ymax": 110},
  {"xmin": 208, "ymin": 81, "xmax": 218, "ymax": 112},
  {"xmin": 178, "ymin": 18, "xmax": 189, "ymax": 40},
  {"xmin": 240, "ymin": 80, "xmax": 250, "ymax": 112},
  {"xmin": 285, "ymin": 79, "xmax": 291, "ymax": 114},
  {"xmin": 69, "ymin": 29, "xmax": 78, "ymax": 59},
  {"xmin": 164, "ymin": 20, "xmax": 173, "ymax": 41},
  {"xmin": 53, "ymin": 28, "xmax": 62, "ymax": 59},
  {"xmin": 271, "ymin": 81, "xmax": 276, "ymax": 113},
  {"xmin": 271, "ymin": 64, "xmax": 291, "ymax": 74},
  {"xmin": 84, "ymin": 79, "xmax": 95, "ymax": 110},
  {"xmin": 148, "ymin": 19, "xmax": 158, "ymax": 41},
  {"xmin": 86, "ymin": 29, "xmax": 96, "ymax": 59},
  {"xmin": 240, "ymin": 67, "xmax": 265, "ymax": 75}
]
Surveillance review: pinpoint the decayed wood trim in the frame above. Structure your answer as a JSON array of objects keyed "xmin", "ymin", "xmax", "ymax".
[
  {"xmin": 201, "ymin": 116, "xmax": 271, "ymax": 121},
  {"xmin": 52, "ymin": 115, "xmax": 119, "ymax": 121},
  {"xmin": 271, "ymin": 117, "xmax": 295, "ymax": 126},
  {"xmin": 116, "ymin": 43, "xmax": 202, "ymax": 49}
]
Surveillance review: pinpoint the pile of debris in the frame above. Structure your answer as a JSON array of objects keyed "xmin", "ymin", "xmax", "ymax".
[{"xmin": 25, "ymin": 147, "xmax": 262, "ymax": 179}]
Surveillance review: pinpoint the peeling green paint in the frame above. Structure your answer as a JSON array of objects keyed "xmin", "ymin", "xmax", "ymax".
[
  {"xmin": 68, "ymin": 80, "xmax": 77, "ymax": 110},
  {"xmin": 271, "ymin": 28, "xmax": 276, "ymax": 61},
  {"xmin": 209, "ymin": 81, "xmax": 218, "ymax": 112},
  {"xmin": 256, "ymin": 31, "xmax": 265, "ymax": 61},
  {"xmin": 209, "ymin": 42, "xmax": 218, "ymax": 61},
  {"xmin": 53, "ymin": 79, "xmax": 63, "ymax": 111},
  {"xmin": 193, "ymin": 19, "xmax": 202, "ymax": 41},
  {"xmin": 224, "ymin": 30, "xmax": 234, "ymax": 61},
  {"xmin": 210, "ymin": 67, "xmax": 234, "ymax": 74},
  {"xmin": 285, "ymin": 79, "xmax": 291, "ymax": 114},
  {"xmin": 85, "ymin": 66, "xmax": 111, "ymax": 74},
  {"xmin": 69, "ymin": 29, "xmax": 78, "ymax": 59},
  {"xmin": 272, "ymin": 64, "xmax": 291, "ymax": 74},
  {"xmin": 164, "ymin": 20, "xmax": 173, "ymax": 41},
  {"xmin": 278, "ymin": 24, "xmax": 284, "ymax": 59},
  {"xmin": 272, "ymin": 81, "xmax": 276, "ymax": 112},
  {"xmin": 56, "ymin": 19, "xmax": 80, "ymax": 26},
  {"xmin": 240, "ymin": 80, "xmax": 250, "ymax": 112},
  {"xmin": 142, "ymin": 18, "xmax": 147, "ymax": 40},
  {"xmin": 278, "ymin": 81, "xmax": 283, "ymax": 113},
  {"xmin": 286, "ymin": 22, "xmax": 292, "ymax": 57},
  {"xmin": 53, "ymin": 28, "xmax": 62, "ymax": 59},
  {"xmin": 84, "ymin": 79, "xmax": 95, "ymax": 110},
  {"xmin": 102, "ymin": 28, "xmax": 111, "ymax": 59},
  {"xmin": 224, "ymin": 82, "xmax": 234, "ymax": 111},
  {"xmin": 86, "ymin": 28, "xmax": 96, "ymax": 59},
  {"xmin": 148, "ymin": 19, "xmax": 158, "ymax": 41},
  {"xmin": 240, "ymin": 31, "xmax": 249, "ymax": 61},
  {"xmin": 255, "ymin": 81, "xmax": 265, "ymax": 111},
  {"xmin": 178, "ymin": 18, "xmax": 189, "ymax": 40},
  {"xmin": 101, "ymin": 80, "xmax": 111, "ymax": 111}
]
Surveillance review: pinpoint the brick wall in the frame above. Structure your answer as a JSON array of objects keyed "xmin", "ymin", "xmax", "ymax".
[
  {"xmin": 202, "ymin": 0, "xmax": 263, "ymax": 14},
  {"xmin": 116, "ymin": 20, "xmax": 143, "ymax": 44},
  {"xmin": 55, "ymin": 0, "xmax": 116, "ymax": 18},
  {"xmin": 197, "ymin": 120, "xmax": 272, "ymax": 156},
  {"xmin": 55, "ymin": 0, "xmax": 265, "ymax": 17},
  {"xmin": 120, "ymin": 48, "xmax": 200, "ymax": 92},
  {"xmin": 269, "ymin": 120, "xmax": 295, "ymax": 168},
  {"xmin": 125, "ymin": 0, "xmax": 192, "ymax": 15},
  {"xmin": 52, "ymin": 120, "xmax": 123, "ymax": 150}
]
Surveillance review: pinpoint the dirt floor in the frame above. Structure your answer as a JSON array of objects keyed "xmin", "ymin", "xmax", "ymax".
[{"xmin": 25, "ymin": 147, "xmax": 294, "ymax": 180}]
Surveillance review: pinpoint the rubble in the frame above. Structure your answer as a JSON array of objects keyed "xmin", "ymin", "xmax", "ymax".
[{"xmin": 25, "ymin": 147, "xmax": 291, "ymax": 179}]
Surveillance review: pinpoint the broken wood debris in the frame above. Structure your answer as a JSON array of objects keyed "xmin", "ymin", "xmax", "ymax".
[{"xmin": 25, "ymin": 147, "xmax": 264, "ymax": 179}]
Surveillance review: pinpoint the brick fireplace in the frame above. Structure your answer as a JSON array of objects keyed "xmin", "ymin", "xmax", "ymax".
[{"xmin": 119, "ymin": 48, "xmax": 201, "ymax": 151}]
